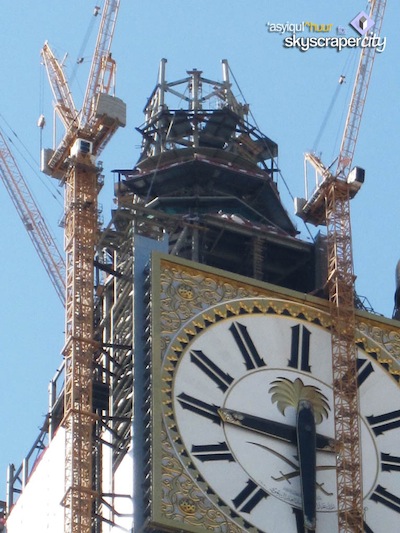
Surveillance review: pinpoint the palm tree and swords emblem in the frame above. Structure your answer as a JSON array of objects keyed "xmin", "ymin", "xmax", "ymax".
[{"xmin": 219, "ymin": 376, "xmax": 335, "ymax": 529}]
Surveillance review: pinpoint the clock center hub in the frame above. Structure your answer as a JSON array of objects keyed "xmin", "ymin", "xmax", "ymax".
[{"xmin": 221, "ymin": 367, "xmax": 378, "ymax": 512}]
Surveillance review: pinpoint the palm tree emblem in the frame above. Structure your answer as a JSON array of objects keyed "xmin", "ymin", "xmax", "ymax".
[{"xmin": 269, "ymin": 377, "xmax": 330, "ymax": 425}]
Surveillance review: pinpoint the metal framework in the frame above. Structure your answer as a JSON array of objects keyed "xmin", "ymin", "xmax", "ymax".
[
  {"xmin": 62, "ymin": 162, "xmax": 99, "ymax": 532},
  {"xmin": 137, "ymin": 59, "xmax": 278, "ymax": 173},
  {"xmin": 0, "ymin": 128, "xmax": 65, "ymax": 303},
  {"xmin": 41, "ymin": 2, "xmax": 125, "ymax": 531},
  {"xmin": 41, "ymin": 42, "xmax": 79, "ymax": 132},
  {"xmin": 41, "ymin": 5, "xmax": 122, "ymax": 178},
  {"xmin": 298, "ymin": 1, "xmax": 387, "ymax": 530},
  {"xmin": 82, "ymin": 0, "xmax": 120, "ymax": 125},
  {"xmin": 325, "ymin": 179, "xmax": 362, "ymax": 531},
  {"xmin": 118, "ymin": 60, "xmax": 321, "ymax": 294},
  {"xmin": 337, "ymin": 1, "xmax": 386, "ymax": 177},
  {"xmin": 98, "ymin": 214, "xmax": 135, "ymax": 471}
]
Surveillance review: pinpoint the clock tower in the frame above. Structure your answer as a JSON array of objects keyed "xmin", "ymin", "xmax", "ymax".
[{"xmin": 96, "ymin": 60, "xmax": 400, "ymax": 532}]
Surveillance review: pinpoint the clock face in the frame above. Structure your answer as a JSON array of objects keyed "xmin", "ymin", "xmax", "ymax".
[{"xmin": 159, "ymin": 298, "xmax": 400, "ymax": 533}]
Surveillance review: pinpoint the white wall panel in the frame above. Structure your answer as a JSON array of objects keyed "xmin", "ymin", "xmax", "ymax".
[{"xmin": 6, "ymin": 428, "xmax": 65, "ymax": 533}]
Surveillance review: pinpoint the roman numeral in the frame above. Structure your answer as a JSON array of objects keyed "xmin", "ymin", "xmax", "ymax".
[
  {"xmin": 232, "ymin": 479, "xmax": 268, "ymax": 513},
  {"xmin": 288, "ymin": 324, "xmax": 311, "ymax": 372},
  {"xmin": 357, "ymin": 357, "xmax": 374, "ymax": 387},
  {"xmin": 190, "ymin": 350, "xmax": 234, "ymax": 392},
  {"xmin": 229, "ymin": 322, "xmax": 266, "ymax": 370},
  {"xmin": 177, "ymin": 392, "xmax": 220, "ymax": 424},
  {"xmin": 191, "ymin": 442, "xmax": 234, "ymax": 462},
  {"xmin": 364, "ymin": 522, "xmax": 374, "ymax": 533},
  {"xmin": 381, "ymin": 453, "xmax": 400, "ymax": 473},
  {"xmin": 367, "ymin": 410, "xmax": 400, "ymax": 436},
  {"xmin": 371, "ymin": 485, "xmax": 400, "ymax": 514}
]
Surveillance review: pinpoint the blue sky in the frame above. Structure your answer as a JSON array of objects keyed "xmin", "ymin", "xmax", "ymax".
[{"xmin": 0, "ymin": 0, "xmax": 399, "ymax": 503}]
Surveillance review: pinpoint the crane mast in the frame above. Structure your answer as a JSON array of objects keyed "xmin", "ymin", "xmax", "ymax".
[
  {"xmin": 297, "ymin": 1, "xmax": 386, "ymax": 531},
  {"xmin": 0, "ymin": 128, "xmax": 65, "ymax": 304},
  {"xmin": 41, "ymin": 1, "xmax": 125, "ymax": 532}
]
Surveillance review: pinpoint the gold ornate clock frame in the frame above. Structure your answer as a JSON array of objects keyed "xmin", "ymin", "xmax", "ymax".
[{"xmin": 140, "ymin": 253, "xmax": 400, "ymax": 533}]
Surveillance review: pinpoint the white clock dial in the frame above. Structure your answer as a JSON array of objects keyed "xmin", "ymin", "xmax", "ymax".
[{"xmin": 161, "ymin": 299, "xmax": 400, "ymax": 532}]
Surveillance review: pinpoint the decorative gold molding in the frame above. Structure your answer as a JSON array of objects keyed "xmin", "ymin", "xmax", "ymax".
[
  {"xmin": 160, "ymin": 431, "xmax": 242, "ymax": 532},
  {"xmin": 356, "ymin": 320, "xmax": 400, "ymax": 376}
]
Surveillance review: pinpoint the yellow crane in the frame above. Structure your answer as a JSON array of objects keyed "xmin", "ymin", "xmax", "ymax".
[
  {"xmin": 0, "ymin": 127, "xmax": 65, "ymax": 304},
  {"xmin": 41, "ymin": 2, "xmax": 126, "ymax": 531},
  {"xmin": 296, "ymin": 1, "xmax": 387, "ymax": 531}
]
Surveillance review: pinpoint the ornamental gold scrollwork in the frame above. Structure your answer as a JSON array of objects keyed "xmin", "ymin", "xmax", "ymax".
[
  {"xmin": 159, "ymin": 263, "xmax": 333, "ymax": 351},
  {"xmin": 160, "ymin": 266, "xmax": 252, "ymax": 317},
  {"xmin": 159, "ymin": 265, "xmax": 259, "ymax": 349},
  {"xmin": 357, "ymin": 320, "xmax": 400, "ymax": 371},
  {"xmin": 161, "ymin": 431, "xmax": 243, "ymax": 532}
]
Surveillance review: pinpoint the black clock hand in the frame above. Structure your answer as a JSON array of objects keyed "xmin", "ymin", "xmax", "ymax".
[
  {"xmin": 297, "ymin": 399, "xmax": 317, "ymax": 531},
  {"xmin": 218, "ymin": 407, "xmax": 335, "ymax": 452}
]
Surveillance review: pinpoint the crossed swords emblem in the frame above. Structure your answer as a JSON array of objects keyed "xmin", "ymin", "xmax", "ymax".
[{"xmin": 250, "ymin": 441, "xmax": 334, "ymax": 496}]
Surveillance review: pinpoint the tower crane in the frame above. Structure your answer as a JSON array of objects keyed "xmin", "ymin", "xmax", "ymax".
[
  {"xmin": 0, "ymin": 127, "xmax": 65, "ymax": 304},
  {"xmin": 296, "ymin": 1, "xmax": 386, "ymax": 531},
  {"xmin": 40, "ymin": 1, "xmax": 126, "ymax": 532}
]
